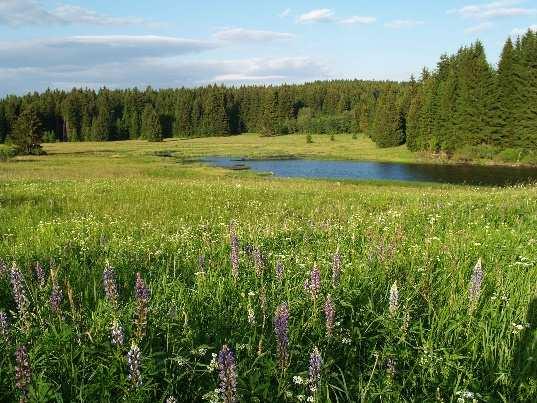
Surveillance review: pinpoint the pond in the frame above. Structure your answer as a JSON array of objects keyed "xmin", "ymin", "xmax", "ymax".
[{"xmin": 203, "ymin": 157, "xmax": 537, "ymax": 186}]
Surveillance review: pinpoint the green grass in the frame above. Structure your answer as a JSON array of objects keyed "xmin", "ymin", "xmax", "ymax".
[{"xmin": 0, "ymin": 135, "xmax": 536, "ymax": 402}]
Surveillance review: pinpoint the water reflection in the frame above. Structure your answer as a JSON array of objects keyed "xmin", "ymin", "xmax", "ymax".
[{"xmin": 204, "ymin": 157, "xmax": 537, "ymax": 186}]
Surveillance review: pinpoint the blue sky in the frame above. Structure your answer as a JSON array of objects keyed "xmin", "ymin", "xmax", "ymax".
[{"xmin": 0, "ymin": 0, "xmax": 536, "ymax": 95}]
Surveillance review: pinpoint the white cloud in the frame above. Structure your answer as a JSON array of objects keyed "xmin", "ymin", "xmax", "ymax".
[
  {"xmin": 449, "ymin": 1, "xmax": 537, "ymax": 19},
  {"xmin": 0, "ymin": 35, "xmax": 329, "ymax": 95},
  {"xmin": 280, "ymin": 8, "xmax": 291, "ymax": 18},
  {"xmin": 512, "ymin": 24, "xmax": 537, "ymax": 35},
  {"xmin": 465, "ymin": 21, "xmax": 494, "ymax": 33},
  {"xmin": 0, "ymin": 0, "xmax": 159, "ymax": 27},
  {"xmin": 213, "ymin": 28, "xmax": 294, "ymax": 43},
  {"xmin": 385, "ymin": 20, "xmax": 425, "ymax": 29},
  {"xmin": 339, "ymin": 16, "xmax": 377, "ymax": 25},
  {"xmin": 0, "ymin": 36, "xmax": 218, "ymax": 68},
  {"xmin": 297, "ymin": 9, "xmax": 335, "ymax": 23}
]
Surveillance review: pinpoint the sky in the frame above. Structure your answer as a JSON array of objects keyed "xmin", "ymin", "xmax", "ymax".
[{"xmin": 0, "ymin": 0, "xmax": 536, "ymax": 96}]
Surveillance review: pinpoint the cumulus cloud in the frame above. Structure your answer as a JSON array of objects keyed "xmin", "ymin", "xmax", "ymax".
[
  {"xmin": 297, "ymin": 9, "xmax": 336, "ymax": 23},
  {"xmin": 0, "ymin": 35, "xmax": 329, "ymax": 95},
  {"xmin": 385, "ymin": 20, "xmax": 425, "ymax": 29},
  {"xmin": 448, "ymin": 0, "xmax": 537, "ymax": 19},
  {"xmin": 0, "ymin": 0, "xmax": 159, "ymax": 27},
  {"xmin": 339, "ymin": 16, "xmax": 377, "ymax": 25},
  {"xmin": 213, "ymin": 28, "xmax": 294, "ymax": 43},
  {"xmin": 512, "ymin": 24, "xmax": 537, "ymax": 35}
]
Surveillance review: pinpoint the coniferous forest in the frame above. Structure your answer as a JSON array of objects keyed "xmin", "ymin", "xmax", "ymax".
[{"xmin": 1, "ymin": 31, "xmax": 536, "ymax": 160}]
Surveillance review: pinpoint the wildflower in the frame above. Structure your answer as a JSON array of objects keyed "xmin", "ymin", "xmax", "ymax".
[
  {"xmin": 389, "ymin": 281, "xmax": 399, "ymax": 316},
  {"xmin": 0, "ymin": 259, "xmax": 7, "ymax": 278},
  {"xmin": 127, "ymin": 342, "xmax": 142, "ymax": 387},
  {"xmin": 259, "ymin": 286, "xmax": 267, "ymax": 317},
  {"xmin": 218, "ymin": 345, "xmax": 237, "ymax": 403},
  {"xmin": 111, "ymin": 320, "xmax": 124, "ymax": 346},
  {"xmin": 135, "ymin": 272, "xmax": 150, "ymax": 303},
  {"xmin": 274, "ymin": 303, "xmax": 290, "ymax": 368},
  {"xmin": 305, "ymin": 264, "xmax": 321, "ymax": 301},
  {"xmin": 10, "ymin": 263, "xmax": 29, "ymax": 321},
  {"xmin": 15, "ymin": 345, "xmax": 31, "ymax": 401},
  {"xmin": 324, "ymin": 294, "xmax": 335, "ymax": 337},
  {"xmin": 103, "ymin": 262, "xmax": 119, "ymax": 306},
  {"xmin": 293, "ymin": 375, "xmax": 304, "ymax": 385},
  {"xmin": 34, "ymin": 261, "xmax": 46, "ymax": 288},
  {"xmin": 0, "ymin": 310, "xmax": 9, "ymax": 340},
  {"xmin": 253, "ymin": 247, "xmax": 264, "ymax": 277},
  {"xmin": 297, "ymin": 395, "xmax": 305, "ymax": 402},
  {"xmin": 469, "ymin": 258, "xmax": 484, "ymax": 308},
  {"xmin": 229, "ymin": 222, "xmax": 239, "ymax": 280},
  {"xmin": 50, "ymin": 283, "xmax": 63, "ymax": 314},
  {"xmin": 208, "ymin": 353, "xmax": 218, "ymax": 372},
  {"xmin": 387, "ymin": 358, "xmax": 396, "ymax": 377},
  {"xmin": 341, "ymin": 337, "xmax": 351, "ymax": 345},
  {"xmin": 331, "ymin": 251, "xmax": 341, "ymax": 287},
  {"xmin": 247, "ymin": 304, "xmax": 255, "ymax": 325},
  {"xmin": 166, "ymin": 397, "xmax": 177, "ymax": 403},
  {"xmin": 308, "ymin": 347, "xmax": 322, "ymax": 393},
  {"xmin": 275, "ymin": 260, "xmax": 284, "ymax": 281}
]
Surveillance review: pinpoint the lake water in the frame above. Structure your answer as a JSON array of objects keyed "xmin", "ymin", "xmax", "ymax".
[{"xmin": 203, "ymin": 157, "xmax": 537, "ymax": 186}]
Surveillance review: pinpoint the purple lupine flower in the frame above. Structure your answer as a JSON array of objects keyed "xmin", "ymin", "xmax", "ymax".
[
  {"xmin": 274, "ymin": 303, "xmax": 290, "ymax": 368},
  {"xmin": 218, "ymin": 345, "xmax": 237, "ymax": 403},
  {"xmin": 10, "ymin": 264, "xmax": 29, "ymax": 320},
  {"xmin": 103, "ymin": 262, "xmax": 118, "ymax": 306},
  {"xmin": 229, "ymin": 223, "xmax": 239, "ymax": 280},
  {"xmin": 275, "ymin": 260, "xmax": 284, "ymax": 281},
  {"xmin": 469, "ymin": 258, "xmax": 484, "ymax": 307},
  {"xmin": 111, "ymin": 320, "xmax": 124, "ymax": 346},
  {"xmin": 308, "ymin": 346, "xmax": 322, "ymax": 393},
  {"xmin": 134, "ymin": 272, "xmax": 150, "ymax": 340},
  {"xmin": 305, "ymin": 264, "xmax": 321, "ymax": 301},
  {"xmin": 324, "ymin": 294, "xmax": 335, "ymax": 337},
  {"xmin": 127, "ymin": 342, "xmax": 142, "ymax": 386},
  {"xmin": 50, "ymin": 283, "xmax": 63, "ymax": 314},
  {"xmin": 253, "ymin": 247, "xmax": 264, "ymax": 278},
  {"xmin": 0, "ymin": 310, "xmax": 9, "ymax": 340},
  {"xmin": 389, "ymin": 281, "xmax": 399, "ymax": 316},
  {"xmin": 15, "ymin": 345, "xmax": 31, "ymax": 400},
  {"xmin": 34, "ymin": 262, "xmax": 46, "ymax": 288},
  {"xmin": 331, "ymin": 252, "xmax": 341, "ymax": 287}
]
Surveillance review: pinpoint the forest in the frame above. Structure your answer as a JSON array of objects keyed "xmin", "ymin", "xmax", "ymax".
[{"xmin": 0, "ymin": 30, "xmax": 536, "ymax": 160}]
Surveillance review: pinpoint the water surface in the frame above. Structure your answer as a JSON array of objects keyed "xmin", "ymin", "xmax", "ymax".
[{"xmin": 204, "ymin": 157, "xmax": 537, "ymax": 186}]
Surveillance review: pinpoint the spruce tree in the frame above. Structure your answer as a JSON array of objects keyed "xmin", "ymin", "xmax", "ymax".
[
  {"xmin": 141, "ymin": 104, "xmax": 162, "ymax": 142},
  {"xmin": 10, "ymin": 106, "xmax": 43, "ymax": 155},
  {"xmin": 371, "ymin": 87, "xmax": 405, "ymax": 148}
]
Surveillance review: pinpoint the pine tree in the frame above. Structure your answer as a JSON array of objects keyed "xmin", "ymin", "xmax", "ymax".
[
  {"xmin": 141, "ymin": 104, "xmax": 162, "ymax": 142},
  {"xmin": 371, "ymin": 87, "xmax": 405, "ymax": 148},
  {"xmin": 10, "ymin": 106, "xmax": 43, "ymax": 155},
  {"xmin": 261, "ymin": 89, "xmax": 279, "ymax": 136}
]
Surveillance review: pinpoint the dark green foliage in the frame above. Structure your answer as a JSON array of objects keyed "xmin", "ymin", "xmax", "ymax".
[
  {"xmin": 141, "ymin": 104, "xmax": 162, "ymax": 142},
  {"xmin": 371, "ymin": 87, "xmax": 405, "ymax": 148},
  {"xmin": 9, "ymin": 105, "xmax": 44, "ymax": 155}
]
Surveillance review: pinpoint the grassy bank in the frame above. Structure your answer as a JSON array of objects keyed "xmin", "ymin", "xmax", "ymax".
[{"xmin": 0, "ymin": 137, "xmax": 536, "ymax": 401}]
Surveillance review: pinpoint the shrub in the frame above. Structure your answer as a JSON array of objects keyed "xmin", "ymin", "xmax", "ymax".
[{"xmin": 0, "ymin": 144, "xmax": 16, "ymax": 161}]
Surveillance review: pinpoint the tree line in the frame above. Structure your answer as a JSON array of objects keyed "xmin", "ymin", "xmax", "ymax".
[{"xmin": 1, "ymin": 30, "xmax": 536, "ymax": 160}]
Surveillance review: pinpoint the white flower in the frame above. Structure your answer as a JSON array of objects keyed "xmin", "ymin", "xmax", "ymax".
[
  {"xmin": 341, "ymin": 337, "xmax": 352, "ymax": 345},
  {"xmin": 293, "ymin": 375, "xmax": 304, "ymax": 385},
  {"xmin": 296, "ymin": 395, "xmax": 305, "ymax": 402},
  {"xmin": 307, "ymin": 396, "xmax": 314, "ymax": 402}
]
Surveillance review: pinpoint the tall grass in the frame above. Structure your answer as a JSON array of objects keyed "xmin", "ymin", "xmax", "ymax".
[{"xmin": 0, "ymin": 141, "xmax": 536, "ymax": 401}]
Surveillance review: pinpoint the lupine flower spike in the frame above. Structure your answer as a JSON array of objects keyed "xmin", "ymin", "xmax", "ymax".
[
  {"xmin": 274, "ymin": 303, "xmax": 290, "ymax": 368},
  {"xmin": 103, "ymin": 262, "xmax": 118, "ymax": 306},
  {"xmin": 275, "ymin": 260, "xmax": 284, "ymax": 281},
  {"xmin": 15, "ymin": 345, "xmax": 31, "ymax": 402},
  {"xmin": 469, "ymin": 258, "xmax": 484, "ymax": 311},
  {"xmin": 332, "ymin": 251, "xmax": 341, "ymax": 287},
  {"xmin": 253, "ymin": 247, "xmax": 264, "ymax": 278},
  {"xmin": 10, "ymin": 263, "xmax": 29, "ymax": 326},
  {"xmin": 324, "ymin": 294, "xmax": 335, "ymax": 337},
  {"xmin": 218, "ymin": 345, "xmax": 237, "ymax": 403},
  {"xmin": 304, "ymin": 264, "xmax": 321, "ymax": 301},
  {"xmin": 34, "ymin": 262, "xmax": 46, "ymax": 288},
  {"xmin": 134, "ymin": 272, "xmax": 150, "ymax": 340},
  {"xmin": 229, "ymin": 222, "xmax": 240, "ymax": 280},
  {"xmin": 127, "ymin": 342, "xmax": 142, "ymax": 387},
  {"xmin": 111, "ymin": 320, "xmax": 125, "ymax": 346},
  {"xmin": 308, "ymin": 346, "xmax": 322, "ymax": 394},
  {"xmin": 0, "ymin": 310, "xmax": 9, "ymax": 340},
  {"xmin": 389, "ymin": 281, "xmax": 399, "ymax": 316}
]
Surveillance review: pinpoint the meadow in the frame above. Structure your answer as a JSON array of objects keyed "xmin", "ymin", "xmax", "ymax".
[{"xmin": 0, "ymin": 134, "xmax": 536, "ymax": 402}]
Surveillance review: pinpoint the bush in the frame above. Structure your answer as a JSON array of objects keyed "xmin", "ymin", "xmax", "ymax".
[
  {"xmin": 495, "ymin": 148, "xmax": 524, "ymax": 163},
  {"xmin": 0, "ymin": 144, "xmax": 16, "ymax": 161}
]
